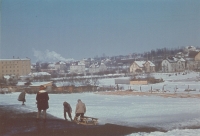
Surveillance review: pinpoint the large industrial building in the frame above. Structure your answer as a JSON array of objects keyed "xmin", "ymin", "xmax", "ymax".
[{"xmin": 0, "ymin": 58, "xmax": 31, "ymax": 79}]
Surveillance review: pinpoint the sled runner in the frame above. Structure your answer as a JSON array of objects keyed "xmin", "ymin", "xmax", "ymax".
[{"xmin": 75, "ymin": 116, "xmax": 98, "ymax": 125}]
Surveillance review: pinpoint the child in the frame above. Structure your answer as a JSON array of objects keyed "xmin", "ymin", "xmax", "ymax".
[
  {"xmin": 63, "ymin": 101, "xmax": 73, "ymax": 121},
  {"xmin": 18, "ymin": 90, "xmax": 26, "ymax": 105}
]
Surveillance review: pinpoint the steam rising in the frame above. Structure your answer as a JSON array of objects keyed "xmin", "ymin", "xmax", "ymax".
[{"xmin": 33, "ymin": 49, "xmax": 74, "ymax": 62}]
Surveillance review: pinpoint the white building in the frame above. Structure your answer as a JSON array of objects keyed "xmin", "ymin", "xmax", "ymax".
[
  {"xmin": 161, "ymin": 57, "xmax": 185, "ymax": 72},
  {"xmin": 130, "ymin": 61, "xmax": 155, "ymax": 74},
  {"xmin": 88, "ymin": 62, "xmax": 107, "ymax": 74},
  {"xmin": 70, "ymin": 62, "xmax": 85, "ymax": 74},
  {"xmin": 55, "ymin": 61, "xmax": 67, "ymax": 73}
]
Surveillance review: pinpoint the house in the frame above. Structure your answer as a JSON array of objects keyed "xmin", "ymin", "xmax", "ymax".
[
  {"xmin": 99, "ymin": 63, "xmax": 107, "ymax": 72},
  {"xmin": 184, "ymin": 46, "xmax": 197, "ymax": 53},
  {"xmin": 176, "ymin": 58, "xmax": 186, "ymax": 72},
  {"xmin": 88, "ymin": 62, "xmax": 107, "ymax": 74},
  {"xmin": 185, "ymin": 51, "xmax": 200, "ymax": 70},
  {"xmin": 55, "ymin": 61, "xmax": 67, "ymax": 73},
  {"xmin": 143, "ymin": 61, "xmax": 155, "ymax": 73},
  {"xmin": 130, "ymin": 61, "xmax": 155, "ymax": 74},
  {"xmin": 79, "ymin": 58, "xmax": 91, "ymax": 68},
  {"xmin": 70, "ymin": 62, "xmax": 85, "ymax": 74},
  {"xmin": 161, "ymin": 57, "xmax": 185, "ymax": 72},
  {"xmin": 89, "ymin": 63, "xmax": 99, "ymax": 74}
]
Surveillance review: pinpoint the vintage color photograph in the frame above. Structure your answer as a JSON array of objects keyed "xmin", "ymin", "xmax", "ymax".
[{"xmin": 1, "ymin": 0, "xmax": 200, "ymax": 136}]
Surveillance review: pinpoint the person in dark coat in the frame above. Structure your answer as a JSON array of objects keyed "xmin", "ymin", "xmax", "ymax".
[
  {"xmin": 36, "ymin": 85, "xmax": 49, "ymax": 122},
  {"xmin": 63, "ymin": 101, "xmax": 73, "ymax": 121},
  {"xmin": 18, "ymin": 90, "xmax": 26, "ymax": 105}
]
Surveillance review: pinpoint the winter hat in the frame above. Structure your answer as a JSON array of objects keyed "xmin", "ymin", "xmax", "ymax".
[{"xmin": 40, "ymin": 85, "xmax": 45, "ymax": 90}]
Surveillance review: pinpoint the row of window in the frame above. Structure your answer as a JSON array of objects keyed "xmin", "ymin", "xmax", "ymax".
[
  {"xmin": 1, "ymin": 69, "xmax": 29, "ymax": 73},
  {"xmin": 2, "ymin": 66, "xmax": 19, "ymax": 68},
  {"xmin": 1, "ymin": 73, "xmax": 20, "ymax": 75},
  {"xmin": 1, "ymin": 61, "xmax": 29, "ymax": 64},
  {"xmin": 2, "ymin": 70, "xmax": 19, "ymax": 72},
  {"xmin": 2, "ymin": 65, "xmax": 29, "ymax": 68},
  {"xmin": 1, "ymin": 61, "xmax": 19, "ymax": 64}
]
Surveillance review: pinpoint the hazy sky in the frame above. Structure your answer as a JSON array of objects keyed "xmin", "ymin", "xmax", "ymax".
[{"xmin": 1, "ymin": 0, "xmax": 200, "ymax": 62}]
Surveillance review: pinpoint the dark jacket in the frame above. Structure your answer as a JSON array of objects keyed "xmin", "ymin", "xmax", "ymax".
[
  {"xmin": 63, "ymin": 102, "xmax": 72, "ymax": 113},
  {"xmin": 36, "ymin": 90, "xmax": 49, "ymax": 110},
  {"xmin": 18, "ymin": 91, "xmax": 26, "ymax": 102}
]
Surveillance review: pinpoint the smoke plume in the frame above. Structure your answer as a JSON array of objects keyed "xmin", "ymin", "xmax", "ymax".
[{"xmin": 33, "ymin": 49, "xmax": 74, "ymax": 62}]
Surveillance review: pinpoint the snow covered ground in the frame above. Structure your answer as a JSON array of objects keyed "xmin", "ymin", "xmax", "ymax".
[
  {"xmin": 99, "ymin": 71, "xmax": 200, "ymax": 93},
  {"xmin": 1, "ymin": 71, "xmax": 200, "ymax": 136}
]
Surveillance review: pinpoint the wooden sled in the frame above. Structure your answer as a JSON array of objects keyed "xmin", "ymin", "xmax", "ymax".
[{"xmin": 75, "ymin": 116, "xmax": 98, "ymax": 125}]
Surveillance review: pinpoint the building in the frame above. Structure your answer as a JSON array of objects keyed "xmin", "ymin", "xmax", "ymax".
[
  {"xmin": 89, "ymin": 63, "xmax": 99, "ymax": 74},
  {"xmin": 185, "ymin": 51, "xmax": 200, "ymax": 70},
  {"xmin": 143, "ymin": 61, "xmax": 155, "ymax": 73},
  {"xmin": 79, "ymin": 58, "xmax": 91, "ymax": 68},
  {"xmin": 55, "ymin": 61, "xmax": 67, "ymax": 73},
  {"xmin": 70, "ymin": 62, "xmax": 85, "ymax": 74},
  {"xmin": 161, "ymin": 57, "xmax": 185, "ymax": 72},
  {"xmin": 0, "ymin": 58, "xmax": 31, "ymax": 79},
  {"xmin": 130, "ymin": 61, "xmax": 155, "ymax": 74},
  {"xmin": 88, "ymin": 62, "xmax": 107, "ymax": 74}
]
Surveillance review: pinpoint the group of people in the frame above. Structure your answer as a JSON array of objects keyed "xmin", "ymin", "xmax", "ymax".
[
  {"xmin": 18, "ymin": 85, "xmax": 86, "ymax": 122},
  {"xmin": 63, "ymin": 99, "xmax": 86, "ymax": 122}
]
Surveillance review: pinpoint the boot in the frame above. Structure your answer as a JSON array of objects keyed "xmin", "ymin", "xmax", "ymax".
[{"xmin": 64, "ymin": 114, "xmax": 67, "ymax": 120}]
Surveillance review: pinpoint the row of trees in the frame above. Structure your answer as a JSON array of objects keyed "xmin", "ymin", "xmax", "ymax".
[{"xmin": 93, "ymin": 47, "xmax": 186, "ymax": 61}]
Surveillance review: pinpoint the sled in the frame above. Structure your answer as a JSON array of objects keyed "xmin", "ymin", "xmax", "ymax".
[{"xmin": 75, "ymin": 116, "xmax": 98, "ymax": 125}]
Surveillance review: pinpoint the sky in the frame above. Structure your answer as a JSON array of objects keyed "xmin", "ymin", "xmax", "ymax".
[{"xmin": 1, "ymin": 0, "xmax": 200, "ymax": 62}]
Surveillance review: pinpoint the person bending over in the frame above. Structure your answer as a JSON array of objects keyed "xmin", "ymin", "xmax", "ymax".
[{"xmin": 63, "ymin": 101, "xmax": 73, "ymax": 121}]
